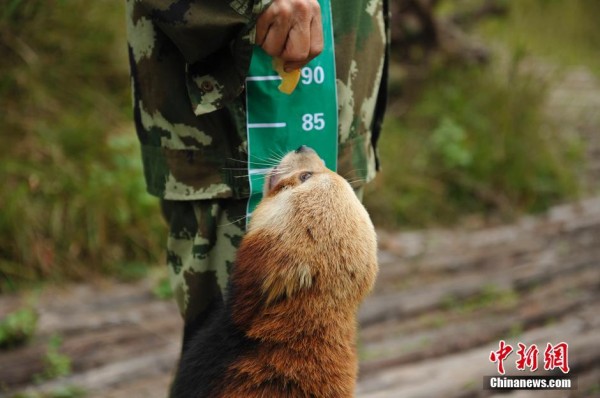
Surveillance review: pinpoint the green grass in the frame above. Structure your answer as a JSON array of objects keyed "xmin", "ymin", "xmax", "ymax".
[
  {"xmin": 0, "ymin": 307, "xmax": 38, "ymax": 349},
  {"xmin": 442, "ymin": 285, "xmax": 519, "ymax": 315},
  {"xmin": 0, "ymin": 2, "xmax": 165, "ymax": 290},
  {"xmin": 9, "ymin": 386, "xmax": 86, "ymax": 398},
  {"xmin": 365, "ymin": 58, "xmax": 582, "ymax": 228},
  {"xmin": 35, "ymin": 335, "xmax": 72, "ymax": 382},
  {"xmin": 153, "ymin": 276, "xmax": 174, "ymax": 300},
  {"xmin": 479, "ymin": 0, "xmax": 600, "ymax": 76}
]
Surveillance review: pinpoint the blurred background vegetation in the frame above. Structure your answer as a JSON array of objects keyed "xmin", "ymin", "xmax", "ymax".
[
  {"xmin": 0, "ymin": 0, "xmax": 596, "ymax": 291},
  {"xmin": 0, "ymin": 1, "xmax": 162, "ymax": 291}
]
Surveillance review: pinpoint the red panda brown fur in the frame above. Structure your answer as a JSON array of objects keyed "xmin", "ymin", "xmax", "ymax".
[{"xmin": 171, "ymin": 148, "xmax": 378, "ymax": 397}]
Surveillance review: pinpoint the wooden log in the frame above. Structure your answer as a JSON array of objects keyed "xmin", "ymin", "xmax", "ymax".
[
  {"xmin": 357, "ymin": 316, "xmax": 600, "ymax": 397},
  {"xmin": 0, "ymin": 280, "xmax": 181, "ymax": 390},
  {"xmin": 6, "ymin": 345, "xmax": 179, "ymax": 398},
  {"xmin": 359, "ymin": 253, "xmax": 599, "ymax": 326},
  {"xmin": 359, "ymin": 269, "xmax": 599, "ymax": 375}
]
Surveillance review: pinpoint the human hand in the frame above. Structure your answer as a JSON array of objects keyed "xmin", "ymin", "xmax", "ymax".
[{"xmin": 255, "ymin": 0, "xmax": 324, "ymax": 72}]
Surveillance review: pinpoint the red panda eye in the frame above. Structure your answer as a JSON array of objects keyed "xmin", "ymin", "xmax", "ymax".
[{"xmin": 299, "ymin": 172, "xmax": 312, "ymax": 182}]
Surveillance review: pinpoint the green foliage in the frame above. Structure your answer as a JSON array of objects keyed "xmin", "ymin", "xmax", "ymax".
[
  {"xmin": 9, "ymin": 386, "xmax": 86, "ymax": 398},
  {"xmin": 113, "ymin": 261, "xmax": 151, "ymax": 283},
  {"xmin": 586, "ymin": 383, "xmax": 600, "ymax": 397},
  {"xmin": 480, "ymin": 0, "xmax": 600, "ymax": 76},
  {"xmin": 153, "ymin": 276, "xmax": 174, "ymax": 300},
  {"xmin": 0, "ymin": 307, "xmax": 38, "ymax": 348},
  {"xmin": 365, "ymin": 60, "xmax": 582, "ymax": 227},
  {"xmin": 506, "ymin": 323, "xmax": 524, "ymax": 339},
  {"xmin": 442, "ymin": 285, "xmax": 519, "ymax": 315},
  {"xmin": 0, "ymin": 2, "xmax": 165, "ymax": 289},
  {"xmin": 35, "ymin": 335, "xmax": 71, "ymax": 382},
  {"xmin": 430, "ymin": 117, "xmax": 473, "ymax": 169}
]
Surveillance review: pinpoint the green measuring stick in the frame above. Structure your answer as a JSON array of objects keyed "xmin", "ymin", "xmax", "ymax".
[{"xmin": 245, "ymin": 0, "xmax": 338, "ymax": 217}]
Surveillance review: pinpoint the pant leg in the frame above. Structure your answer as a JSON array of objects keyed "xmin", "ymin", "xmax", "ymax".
[{"xmin": 161, "ymin": 198, "xmax": 247, "ymax": 347}]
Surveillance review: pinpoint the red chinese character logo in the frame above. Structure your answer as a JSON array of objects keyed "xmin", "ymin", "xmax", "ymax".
[
  {"xmin": 516, "ymin": 343, "xmax": 539, "ymax": 371},
  {"xmin": 544, "ymin": 342, "xmax": 570, "ymax": 373},
  {"xmin": 490, "ymin": 340, "xmax": 513, "ymax": 375}
]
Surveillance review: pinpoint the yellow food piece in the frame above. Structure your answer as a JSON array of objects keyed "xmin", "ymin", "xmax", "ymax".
[{"xmin": 273, "ymin": 57, "xmax": 301, "ymax": 95}]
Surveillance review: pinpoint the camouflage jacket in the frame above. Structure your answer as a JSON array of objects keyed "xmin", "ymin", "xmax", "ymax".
[{"xmin": 126, "ymin": 0, "xmax": 389, "ymax": 200}]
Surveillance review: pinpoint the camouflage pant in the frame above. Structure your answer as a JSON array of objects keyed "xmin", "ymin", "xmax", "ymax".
[
  {"xmin": 161, "ymin": 187, "xmax": 364, "ymax": 342},
  {"xmin": 161, "ymin": 198, "xmax": 247, "ymax": 343}
]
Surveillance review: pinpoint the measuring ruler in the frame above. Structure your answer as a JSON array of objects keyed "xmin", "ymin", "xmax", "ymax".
[{"xmin": 245, "ymin": 0, "xmax": 338, "ymax": 218}]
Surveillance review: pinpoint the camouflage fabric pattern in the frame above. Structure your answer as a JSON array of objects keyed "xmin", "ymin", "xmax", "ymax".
[
  {"xmin": 161, "ymin": 199, "xmax": 247, "ymax": 322},
  {"xmin": 332, "ymin": 0, "xmax": 389, "ymax": 185},
  {"xmin": 126, "ymin": 0, "xmax": 271, "ymax": 200},
  {"xmin": 126, "ymin": 0, "xmax": 389, "ymax": 201}
]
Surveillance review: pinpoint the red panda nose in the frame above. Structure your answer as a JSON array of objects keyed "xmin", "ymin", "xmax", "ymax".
[{"xmin": 295, "ymin": 145, "xmax": 316, "ymax": 154}]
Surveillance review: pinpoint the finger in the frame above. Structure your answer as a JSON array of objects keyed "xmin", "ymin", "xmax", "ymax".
[
  {"xmin": 261, "ymin": 19, "xmax": 292, "ymax": 57},
  {"xmin": 279, "ymin": 0, "xmax": 313, "ymax": 63},
  {"xmin": 257, "ymin": 1, "xmax": 292, "ymax": 55},
  {"xmin": 283, "ymin": 14, "xmax": 323, "ymax": 71},
  {"xmin": 281, "ymin": 22, "xmax": 310, "ymax": 64},
  {"xmin": 255, "ymin": 14, "xmax": 271, "ymax": 46},
  {"xmin": 255, "ymin": 0, "xmax": 282, "ymax": 45},
  {"xmin": 308, "ymin": 11, "xmax": 324, "ymax": 59}
]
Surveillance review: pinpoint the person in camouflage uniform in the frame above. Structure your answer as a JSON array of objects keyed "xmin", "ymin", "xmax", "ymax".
[{"xmin": 126, "ymin": 0, "xmax": 389, "ymax": 347}]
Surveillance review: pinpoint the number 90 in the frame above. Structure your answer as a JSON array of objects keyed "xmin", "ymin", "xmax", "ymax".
[{"xmin": 301, "ymin": 66, "xmax": 325, "ymax": 85}]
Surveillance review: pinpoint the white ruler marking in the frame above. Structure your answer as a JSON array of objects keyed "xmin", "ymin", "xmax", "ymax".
[
  {"xmin": 246, "ymin": 75, "xmax": 282, "ymax": 81},
  {"xmin": 247, "ymin": 122, "xmax": 287, "ymax": 128}
]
